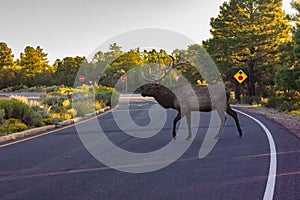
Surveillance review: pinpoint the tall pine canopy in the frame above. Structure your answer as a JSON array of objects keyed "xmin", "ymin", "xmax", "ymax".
[
  {"xmin": 0, "ymin": 42, "xmax": 18, "ymax": 88},
  {"xmin": 203, "ymin": 0, "xmax": 291, "ymax": 97},
  {"xmin": 18, "ymin": 46, "xmax": 53, "ymax": 86},
  {"xmin": 274, "ymin": 0, "xmax": 300, "ymax": 105}
]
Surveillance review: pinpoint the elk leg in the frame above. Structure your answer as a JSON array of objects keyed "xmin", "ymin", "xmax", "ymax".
[
  {"xmin": 226, "ymin": 106, "xmax": 243, "ymax": 137},
  {"xmin": 215, "ymin": 108, "xmax": 226, "ymax": 138},
  {"xmin": 185, "ymin": 111, "xmax": 192, "ymax": 140},
  {"xmin": 173, "ymin": 112, "xmax": 182, "ymax": 140}
]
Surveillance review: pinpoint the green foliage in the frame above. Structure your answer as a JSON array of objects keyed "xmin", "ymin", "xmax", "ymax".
[
  {"xmin": 18, "ymin": 46, "xmax": 54, "ymax": 86},
  {"xmin": 42, "ymin": 118, "xmax": 53, "ymax": 125},
  {"xmin": 203, "ymin": 0, "xmax": 291, "ymax": 97},
  {"xmin": 33, "ymin": 84, "xmax": 118, "ymax": 120},
  {"xmin": 95, "ymin": 85, "xmax": 119, "ymax": 107},
  {"xmin": 53, "ymin": 56, "xmax": 87, "ymax": 86},
  {"xmin": 0, "ymin": 99, "xmax": 43, "ymax": 127},
  {"xmin": 272, "ymin": 4, "xmax": 300, "ymax": 112},
  {"xmin": 266, "ymin": 95, "xmax": 300, "ymax": 112},
  {"xmin": 0, "ymin": 118, "xmax": 28, "ymax": 136},
  {"xmin": 72, "ymin": 101, "xmax": 94, "ymax": 117},
  {"xmin": 95, "ymin": 91, "xmax": 111, "ymax": 106},
  {"xmin": 0, "ymin": 42, "xmax": 19, "ymax": 89},
  {"xmin": 0, "ymin": 109, "xmax": 5, "ymax": 125},
  {"xmin": 0, "ymin": 42, "xmax": 15, "ymax": 68},
  {"xmin": 241, "ymin": 96, "xmax": 262, "ymax": 105},
  {"xmin": 99, "ymin": 47, "xmax": 144, "ymax": 87}
]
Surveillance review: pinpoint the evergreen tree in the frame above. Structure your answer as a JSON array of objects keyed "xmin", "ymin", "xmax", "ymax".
[
  {"xmin": 0, "ymin": 42, "xmax": 14, "ymax": 68},
  {"xmin": 203, "ymin": 0, "xmax": 291, "ymax": 97},
  {"xmin": 54, "ymin": 56, "xmax": 87, "ymax": 86},
  {"xmin": 0, "ymin": 42, "xmax": 17, "ymax": 89},
  {"xmin": 274, "ymin": 0, "xmax": 300, "ymax": 103},
  {"xmin": 18, "ymin": 46, "xmax": 53, "ymax": 86}
]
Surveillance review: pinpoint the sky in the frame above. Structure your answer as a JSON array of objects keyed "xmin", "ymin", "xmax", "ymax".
[{"xmin": 0, "ymin": 0, "xmax": 295, "ymax": 64}]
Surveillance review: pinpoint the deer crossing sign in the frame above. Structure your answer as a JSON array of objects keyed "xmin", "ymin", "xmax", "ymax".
[{"xmin": 234, "ymin": 69, "xmax": 248, "ymax": 84}]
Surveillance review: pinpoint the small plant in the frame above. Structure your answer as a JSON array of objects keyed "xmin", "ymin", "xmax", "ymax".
[
  {"xmin": 67, "ymin": 108, "xmax": 77, "ymax": 118},
  {"xmin": 72, "ymin": 101, "xmax": 94, "ymax": 117},
  {"xmin": 0, "ymin": 118, "xmax": 28, "ymax": 136},
  {"xmin": 10, "ymin": 95, "xmax": 28, "ymax": 104},
  {"xmin": 94, "ymin": 100, "xmax": 102, "ymax": 110},
  {"xmin": 0, "ymin": 109, "xmax": 5, "ymax": 125}
]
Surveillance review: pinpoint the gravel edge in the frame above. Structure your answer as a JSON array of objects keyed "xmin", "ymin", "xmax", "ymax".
[{"xmin": 233, "ymin": 104, "xmax": 300, "ymax": 139}]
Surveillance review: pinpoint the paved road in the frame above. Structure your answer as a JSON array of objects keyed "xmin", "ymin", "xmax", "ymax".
[
  {"xmin": 0, "ymin": 98, "xmax": 299, "ymax": 199},
  {"xmin": 0, "ymin": 92, "xmax": 40, "ymax": 101}
]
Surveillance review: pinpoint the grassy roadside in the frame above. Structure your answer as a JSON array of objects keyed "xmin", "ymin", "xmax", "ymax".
[{"xmin": 0, "ymin": 84, "xmax": 119, "ymax": 136}]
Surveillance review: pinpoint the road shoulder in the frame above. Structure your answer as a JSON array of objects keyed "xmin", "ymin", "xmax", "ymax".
[{"xmin": 233, "ymin": 104, "xmax": 300, "ymax": 139}]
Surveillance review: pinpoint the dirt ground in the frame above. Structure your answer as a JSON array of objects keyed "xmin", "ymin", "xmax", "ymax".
[{"xmin": 233, "ymin": 105, "xmax": 300, "ymax": 139}]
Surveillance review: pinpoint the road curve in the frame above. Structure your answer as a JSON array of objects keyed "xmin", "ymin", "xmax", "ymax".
[{"xmin": 0, "ymin": 98, "xmax": 299, "ymax": 200}]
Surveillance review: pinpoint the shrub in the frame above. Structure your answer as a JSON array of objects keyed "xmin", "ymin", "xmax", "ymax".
[
  {"xmin": 0, "ymin": 118, "xmax": 28, "ymax": 136},
  {"xmin": 0, "ymin": 99, "xmax": 43, "ymax": 127},
  {"xmin": 94, "ymin": 100, "xmax": 102, "ymax": 110},
  {"xmin": 95, "ymin": 91, "xmax": 111, "ymax": 105},
  {"xmin": 7, "ymin": 118, "xmax": 28, "ymax": 131},
  {"xmin": 25, "ymin": 111, "xmax": 44, "ymax": 127},
  {"xmin": 0, "ymin": 109, "xmax": 5, "ymax": 125},
  {"xmin": 95, "ymin": 89, "xmax": 119, "ymax": 107},
  {"xmin": 266, "ymin": 96, "xmax": 299, "ymax": 112},
  {"xmin": 72, "ymin": 101, "xmax": 94, "ymax": 117},
  {"xmin": 50, "ymin": 113, "xmax": 72, "ymax": 120},
  {"xmin": 241, "ymin": 96, "xmax": 262, "ymax": 105},
  {"xmin": 43, "ymin": 118, "xmax": 53, "ymax": 125},
  {"xmin": 41, "ymin": 96, "xmax": 64, "ymax": 106},
  {"xmin": 67, "ymin": 108, "xmax": 77, "ymax": 118},
  {"xmin": 266, "ymin": 96, "xmax": 284, "ymax": 109},
  {"xmin": 10, "ymin": 95, "xmax": 28, "ymax": 104},
  {"xmin": 42, "ymin": 85, "xmax": 59, "ymax": 93}
]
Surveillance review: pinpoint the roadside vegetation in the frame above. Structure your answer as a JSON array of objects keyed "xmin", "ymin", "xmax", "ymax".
[{"xmin": 0, "ymin": 84, "xmax": 118, "ymax": 136}]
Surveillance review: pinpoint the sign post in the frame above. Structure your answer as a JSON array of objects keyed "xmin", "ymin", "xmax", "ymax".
[{"xmin": 121, "ymin": 75, "xmax": 127, "ymax": 93}]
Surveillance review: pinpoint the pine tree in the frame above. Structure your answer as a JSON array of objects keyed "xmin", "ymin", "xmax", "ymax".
[
  {"xmin": 203, "ymin": 0, "xmax": 291, "ymax": 97},
  {"xmin": 274, "ymin": 0, "xmax": 300, "ymax": 104},
  {"xmin": 0, "ymin": 42, "xmax": 15, "ymax": 68},
  {"xmin": 54, "ymin": 56, "xmax": 87, "ymax": 86},
  {"xmin": 0, "ymin": 42, "xmax": 17, "ymax": 88},
  {"xmin": 18, "ymin": 46, "xmax": 52, "ymax": 86}
]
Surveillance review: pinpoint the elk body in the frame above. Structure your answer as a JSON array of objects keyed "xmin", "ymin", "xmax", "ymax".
[
  {"xmin": 140, "ymin": 55, "xmax": 243, "ymax": 140},
  {"xmin": 140, "ymin": 83, "xmax": 243, "ymax": 140}
]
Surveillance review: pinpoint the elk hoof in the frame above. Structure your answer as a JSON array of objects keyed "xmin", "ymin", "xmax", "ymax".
[
  {"xmin": 239, "ymin": 132, "xmax": 243, "ymax": 138},
  {"xmin": 173, "ymin": 136, "xmax": 177, "ymax": 140},
  {"xmin": 185, "ymin": 136, "xmax": 192, "ymax": 140}
]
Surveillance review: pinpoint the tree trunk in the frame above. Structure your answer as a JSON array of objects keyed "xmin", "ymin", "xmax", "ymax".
[
  {"xmin": 248, "ymin": 61, "xmax": 255, "ymax": 97},
  {"xmin": 235, "ymin": 82, "xmax": 241, "ymax": 103}
]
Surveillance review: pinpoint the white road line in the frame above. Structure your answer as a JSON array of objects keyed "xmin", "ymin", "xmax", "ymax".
[{"xmin": 234, "ymin": 109, "xmax": 277, "ymax": 200}]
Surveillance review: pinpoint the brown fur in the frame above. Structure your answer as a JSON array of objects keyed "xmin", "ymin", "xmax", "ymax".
[{"xmin": 140, "ymin": 83, "xmax": 243, "ymax": 140}]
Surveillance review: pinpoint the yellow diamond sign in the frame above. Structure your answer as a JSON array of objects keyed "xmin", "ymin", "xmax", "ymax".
[{"xmin": 234, "ymin": 69, "xmax": 248, "ymax": 83}]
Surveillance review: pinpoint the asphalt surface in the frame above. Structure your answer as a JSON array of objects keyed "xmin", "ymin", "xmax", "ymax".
[
  {"xmin": 0, "ymin": 92, "xmax": 40, "ymax": 101},
  {"xmin": 0, "ymin": 98, "xmax": 299, "ymax": 200}
]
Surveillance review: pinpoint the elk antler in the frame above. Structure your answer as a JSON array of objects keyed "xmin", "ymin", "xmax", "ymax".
[{"xmin": 142, "ymin": 55, "xmax": 190, "ymax": 83}]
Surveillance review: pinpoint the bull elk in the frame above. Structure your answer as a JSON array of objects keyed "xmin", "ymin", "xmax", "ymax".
[{"xmin": 139, "ymin": 55, "xmax": 243, "ymax": 140}]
